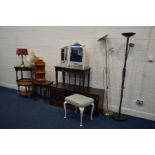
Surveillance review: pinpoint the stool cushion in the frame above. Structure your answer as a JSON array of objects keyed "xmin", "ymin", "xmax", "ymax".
[{"xmin": 65, "ymin": 94, "xmax": 94, "ymax": 107}]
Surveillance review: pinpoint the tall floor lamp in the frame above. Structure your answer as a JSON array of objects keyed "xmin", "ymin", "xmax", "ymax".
[
  {"xmin": 98, "ymin": 35, "xmax": 113, "ymax": 116},
  {"xmin": 112, "ymin": 32, "xmax": 136, "ymax": 121}
]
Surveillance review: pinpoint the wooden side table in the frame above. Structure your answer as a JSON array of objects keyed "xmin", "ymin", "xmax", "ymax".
[
  {"xmin": 14, "ymin": 66, "xmax": 33, "ymax": 96},
  {"xmin": 32, "ymin": 80, "xmax": 53, "ymax": 101}
]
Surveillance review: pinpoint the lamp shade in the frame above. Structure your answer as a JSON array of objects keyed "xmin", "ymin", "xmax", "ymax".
[
  {"xmin": 121, "ymin": 32, "xmax": 136, "ymax": 38},
  {"xmin": 16, "ymin": 48, "xmax": 28, "ymax": 55}
]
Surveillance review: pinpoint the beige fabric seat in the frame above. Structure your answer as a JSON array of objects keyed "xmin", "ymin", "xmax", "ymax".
[{"xmin": 64, "ymin": 93, "xmax": 94, "ymax": 127}]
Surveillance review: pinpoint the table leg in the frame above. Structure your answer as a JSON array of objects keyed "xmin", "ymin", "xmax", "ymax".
[
  {"xmin": 79, "ymin": 107, "xmax": 84, "ymax": 127},
  {"xmin": 62, "ymin": 71, "xmax": 65, "ymax": 85},
  {"xmin": 90, "ymin": 103, "xmax": 94, "ymax": 120},
  {"xmin": 64, "ymin": 101, "xmax": 67, "ymax": 118},
  {"xmin": 47, "ymin": 85, "xmax": 50, "ymax": 99},
  {"xmin": 28, "ymin": 86, "xmax": 30, "ymax": 97},
  {"xmin": 74, "ymin": 73, "xmax": 76, "ymax": 85},
  {"xmin": 49, "ymin": 84, "xmax": 52, "ymax": 99},
  {"xmin": 43, "ymin": 86, "xmax": 47, "ymax": 101},
  {"xmin": 33, "ymin": 85, "xmax": 37, "ymax": 100},
  {"xmin": 75, "ymin": 106, "xmax": 78, "ymax": 113},
  {"xmin": 17, "ymin": 85, "xmax": 20, "ymax": 93},
  {"xmin": 40, "ymin": 86, "xmax": 42, "ymax": 96},
  {"xmin": 56, "ymin": 70, "xmax": 58, "ymax": 85},
  {"xmin": 82, "ymin": 73, "xmax": 85, "ymax": 88},
  {"xmin": 69, "ymin": 72, "xmax": 71, "ymax": 85},
  {"xmin": 88, "ymin": 71, "xmax": 90, "ymax": 87},
  {"xmin": 79, "ymin": 73, "xmax": 81, "ymax": 87}
]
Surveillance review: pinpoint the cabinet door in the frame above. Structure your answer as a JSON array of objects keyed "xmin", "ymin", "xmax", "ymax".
[
  {"xmin": 64, "ymin": 89, "xmax": 74, "ymax": 98},
  {"xmin": 50, "ymin": 88, "xmax": 64, "ymax": 106}
]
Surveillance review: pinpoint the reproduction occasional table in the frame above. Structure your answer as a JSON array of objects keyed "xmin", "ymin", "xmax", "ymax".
[
  {"xmin": 32, "ymin": 80, "xmax": 53, "ymax": 101},
  {"xmin": 14, "ymin": 66, "xmax": 33, "ymax": 96}
]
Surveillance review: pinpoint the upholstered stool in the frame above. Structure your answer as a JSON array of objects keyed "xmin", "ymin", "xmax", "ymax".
[{"xmin": 64, "ymin": 93, "xmax": 94, "ymax": 127}]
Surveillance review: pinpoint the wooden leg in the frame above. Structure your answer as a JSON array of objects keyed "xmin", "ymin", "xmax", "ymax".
[
  {"xmin": 43, "ymin": 87, "xmax": 47, "ymax": 101},
  {"xmin": 33, "ymin": 85, "xmax": 37, "ymax": 100},
  {"xmin": 88, "ymin": 71, "xmax": 90, "ymax": 87},
  {"xmin": 82, "ymin": 73, "xmax": 85, "ymax": 88},
  {"xmin": 69, "ymin": 72, "xmax": 71, "ymax": 85},
  {"xmin": 79, "ymin": 107, "xmax": 84, "ymax": 127},
  {"xmin": 79, "ymin": 74, "xmax": 81, "ymax": 87},
  {"xmin": 40, "ymin": 86, "xmax": 42, "ymax": 96},
  {"xmin": 56, "ymin": 70, "xmax": 58, "ymax": 85},
  {"xmin": 28, "ymin": 86, "xmax": 30, "ymax": 97},
  {"xmin": 74, "ymin": 73, "xmax": 76, "ymax": 85},
  {"xmin": 62, "ymin": 71, "xmax": 65, "ymax": 85},
  {"xmin": 17, "ymin": 85, "xmax": 20, "ymax": 93},
  {"xmin": 90, "ymin": 103, "xmax": 94, "ymax": 120},
  {"xmin": 75, "ymin": 106, "xmax": 78, "ymax": 113},
  {"xmin": 47, "ymin": 86, "xmax": 50, "ymax": 99},
  {"xmin": 64, "ymin": 101, "xmax": 67, "ymax": 118}
]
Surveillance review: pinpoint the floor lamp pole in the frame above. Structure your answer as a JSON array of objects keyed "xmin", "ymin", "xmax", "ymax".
[
  {"xmin": 98, "ymin": 35, "xmax": 113, "ymax": 116},
  {"xmin": 104, "ymin": 37, "xmax": 113, "ymax": 116},
  {"xmin": 112, "ymin": 32, "xmax": 136, "ymax": 121}
]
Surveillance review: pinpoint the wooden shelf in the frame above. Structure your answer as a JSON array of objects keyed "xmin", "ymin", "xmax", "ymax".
[
  {"xmin": 35, "ymin": 79, "xmax": 46, "ymax": 82},
  {"xmin": 35, "ymin": 71, "xmax": 45, "ymax": 73},
  {"xmin": 17, "ymin": 80, "xmax": 32, "ymax": 86},
  {"xmin": 35, "ymin": 64, "xmax": 45, "ymax": 66},
  {"xmin": 35, "ymin": 59, "xmax": 46, "ymax": 82},
  {"xmin": 18, "ymin": 90, "xmax": 33, "ymax": 96}
]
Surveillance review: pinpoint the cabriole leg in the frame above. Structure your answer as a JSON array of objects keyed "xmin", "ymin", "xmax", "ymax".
[
  {"xmin": 79, "ymin": 107, "xmax": 84, "ymax": 127},
  {"xmin": 90, "ymin": 103, "xmax": 94, "ymax": 120},
  {"xmin": 64, "ymin": 101, "xmax": 67, "ymax": 118},
  {"xmin": 75, "ymin": 106, "xmax": 78, "ymax": 113}
]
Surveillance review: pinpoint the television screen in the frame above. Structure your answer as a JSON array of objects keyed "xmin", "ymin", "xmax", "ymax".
[{"xmin": 70, "ymin": 46, "xmax": 83, "ymax": 62}]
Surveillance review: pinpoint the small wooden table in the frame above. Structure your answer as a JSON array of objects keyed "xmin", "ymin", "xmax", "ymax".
[
  {"xmin": 32, "ymin": 80, "xmax": 53, "ymax": 100},
  {"xmin": 55, "ymin": 65, "xmax": 91, "ymax": 87},
  {"xmin": 14, "ymin": 66, "xmax": 33, "ymax": 96}
]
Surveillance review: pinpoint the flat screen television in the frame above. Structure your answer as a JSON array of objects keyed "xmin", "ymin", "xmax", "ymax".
[{"xmin": 67, "ymin": 43, "xmax": 85, "ymax": 69}]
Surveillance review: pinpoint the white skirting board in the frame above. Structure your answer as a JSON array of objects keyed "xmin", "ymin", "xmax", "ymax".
[
  {"xmin": 111, "ymin": 105, "xmax": 155, "ymax": 121},
  {"xmin": 0, "ymin": 82, "xmax": 17, "ymax": 90}
]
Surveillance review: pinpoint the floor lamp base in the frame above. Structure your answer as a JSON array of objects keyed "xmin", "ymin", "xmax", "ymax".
[
  {"xmin": 103, "ymin": 110, "xmax": 113, "ymax": 116},
  {"xmin": 112, "ymin": 112, "xmax": 127, "ymax": 121}
]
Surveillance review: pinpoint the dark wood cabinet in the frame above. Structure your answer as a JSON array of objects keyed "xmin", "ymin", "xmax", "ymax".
[{"xmin": 50, "ymin": 83, "xmax": 104, "ymax": 115}]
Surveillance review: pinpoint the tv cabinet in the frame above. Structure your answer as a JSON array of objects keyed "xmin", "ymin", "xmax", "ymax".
[{"xmin": 50, "ymin": 83, "xmax": 104, "ymax": 115}]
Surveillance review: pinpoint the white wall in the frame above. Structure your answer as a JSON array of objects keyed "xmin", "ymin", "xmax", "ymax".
[{"xmin": 0, "ymin": 26, "xmax": 155, "ymax": 120}]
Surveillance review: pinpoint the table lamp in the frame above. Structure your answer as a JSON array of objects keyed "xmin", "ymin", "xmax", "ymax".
[{"xmin": 16, "ymin": 48, "xmax": 28, "ymax": 67}]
